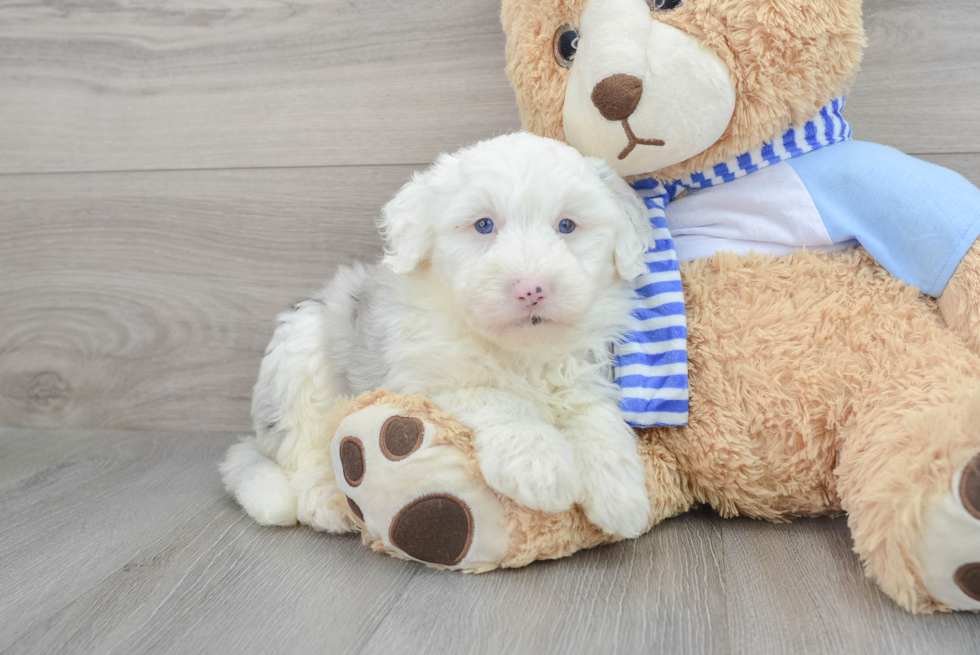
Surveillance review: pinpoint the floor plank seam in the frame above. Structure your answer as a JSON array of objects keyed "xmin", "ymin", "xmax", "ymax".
[
  {"xmin": 0, "ymin": 162, "xmax": 434, "ymax": 179},
  {"xmin": 2, "ymin": 155, "xmax": 976, "ymax": 181},
  {"xmin": 354, "ymin": 565, "xmax": 423, "ymax": 655}
]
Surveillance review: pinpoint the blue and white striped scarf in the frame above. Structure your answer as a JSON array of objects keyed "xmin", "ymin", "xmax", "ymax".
[{"xmin": 618, "ymin": 97, "xmax": 853, "ymax": 427}]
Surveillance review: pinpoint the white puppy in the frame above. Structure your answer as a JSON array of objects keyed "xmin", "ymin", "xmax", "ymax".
[{"xmin": 221, "ymin": 132, "xmax": 654, "ymax": 538}]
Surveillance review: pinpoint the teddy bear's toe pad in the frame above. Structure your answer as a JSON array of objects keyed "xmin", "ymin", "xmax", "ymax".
[
  {"xmin": 389, "ymin": 493, "xmax": 473, "ymax": 566},
  {"xmin": 339, "ymin": 437, "xmax": 365, "ymax": 486},
  {"xmin": 331, "ymin": 403, "xmax": 509, "ymax": 570},
  {"xmin": 920, "ymin": 452, "xmax": 980, "ymax": 610},
  {"xmin": 954, "ymin": 563, "xmax": 980, "ymax": 601},
  {"xmin": 380, "ymin": 416, "xmax": 423, "ymax": 460},
  {"xmin": 959, "ymin": 452, "xmax": 980, "ymax": 520}
]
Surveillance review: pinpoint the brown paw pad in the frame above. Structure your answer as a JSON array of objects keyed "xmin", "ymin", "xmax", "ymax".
[
  {"xmin": 339, "ymin": 437, "xmax": 365, "ymax": 487},
  {"xmin": 346, "ymin": 496, "xmax": 364, "ymax": 521},
  {"xmin": 380, "ymin": 416, "xmax": 423, "ymax": 461},
  {"xmin": 960, "ymin": 452, "xmax": 980, "ymax": 521},
  {"xmin": 954, "ymin": 563, "xmax": 980, "ymax": 602},
  {"xmin": 389, "ymin": 493, "xmax": 473, "ymax": 566}
]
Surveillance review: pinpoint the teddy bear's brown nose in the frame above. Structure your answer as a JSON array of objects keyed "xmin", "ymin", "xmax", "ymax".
[{"xmin": 591, "ymin": 74, "xmax": 644, "ymax": 122}]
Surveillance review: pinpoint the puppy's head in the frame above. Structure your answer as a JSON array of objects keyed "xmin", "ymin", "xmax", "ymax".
[{"xmin": 379, "ymin": 132, "xmax": 650, "ymax": 350}]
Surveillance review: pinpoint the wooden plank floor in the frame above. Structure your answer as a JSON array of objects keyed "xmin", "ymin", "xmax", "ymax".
[
  {"xmin": 1, "ymin": 0, "xmax": 980, "ymax": 432},
  {"xmin": 1, "ymin": 428, "xmax": 978, "ymax": 655},
  {"xmin": 2, "ymin": 0, "xmax": 980, "ymax": 651}
]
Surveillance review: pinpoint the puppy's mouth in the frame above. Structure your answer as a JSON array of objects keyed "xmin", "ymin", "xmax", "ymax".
[
  {"xmin": 518, "ymin": 315, "xmax": 550, "ymax": 328},
  {"xmin": 617, "ymin": 119, "xmax": 665, "ymax": 160}
]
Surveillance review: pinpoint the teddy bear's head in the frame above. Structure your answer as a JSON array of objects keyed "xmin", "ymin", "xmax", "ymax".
[{"xmin": 501, "ymin": 0, "xmax": 865, "ymax": 180}]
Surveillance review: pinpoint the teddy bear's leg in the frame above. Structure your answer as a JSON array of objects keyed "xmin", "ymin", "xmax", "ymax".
[
  {"xmin": 330, "ymin": 393, "xmax": 512, "ymax": 570},
  {"xmin": 835, "ymin": 358, "xmax": 980, "ymax": 612},
  {"xmin": 938, "ymin": 238, "xmax": 980, "ymax": 353},
  {"xmin": 919, "ymin": 451, "xmax": 980, "ymax": 609},
  {"xmin": 329, "ymin": 391, "xmax": 696, "ymax": 570}
]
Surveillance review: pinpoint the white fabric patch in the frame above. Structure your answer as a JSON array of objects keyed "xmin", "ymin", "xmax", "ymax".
[
  {"xmin": 919, "ymin": 464, "xmax": 980, "ymax": 610},
  {"xmin": 664, "ymin": 161, "xmax": 857, "ymax": 262}
]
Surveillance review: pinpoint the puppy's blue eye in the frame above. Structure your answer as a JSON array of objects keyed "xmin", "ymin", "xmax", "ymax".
[
  {"xmin": 474, "ymin": 218, "xmax": 494, "ymax": 234},
  {"xmin": 558, "ymin": 218, "xmax": 576, "ymax": 234}
]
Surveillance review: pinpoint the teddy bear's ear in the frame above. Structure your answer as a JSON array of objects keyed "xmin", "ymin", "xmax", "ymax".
[
  {"xmin": 588, "ymin": 157, "xmax": 651, "ymax": 280},
  {"xmin": 378, "ymin": 158, "xmax": 449, "ymax": 274}
]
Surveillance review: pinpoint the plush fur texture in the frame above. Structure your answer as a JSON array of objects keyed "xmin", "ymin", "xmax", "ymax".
[
  {"xmin": 492, "ymin": 0, "xmax": 980, "ymax": 613},
  {"xmin": 501, "ymin": 0, "xmax": 865, "ymax": 180},
  {"xmin": 328, "ymin": 247, "xmax": 980, "ymax": 612},
  {"xmin": 222, "ymin": 132, "xmax": 659, "ymax": 539},
  {"xmin": 225, "ymin": 0, "xmax": 980, "ymax": 614},
  {"xmin": 939, "ymin": 240, "xmax": 980, "ymax": 354}
]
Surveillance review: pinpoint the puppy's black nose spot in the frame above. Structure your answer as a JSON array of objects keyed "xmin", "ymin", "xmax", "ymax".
[{"xmin": 535, "ymin": 286, "xmax": 542, "ymax": 293}]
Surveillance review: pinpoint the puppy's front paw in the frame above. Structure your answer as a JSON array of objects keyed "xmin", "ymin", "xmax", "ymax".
[
  {"xmin": 580, "ymin": 458, "xmax": 651, "ymax": 539},
  {"xmin": 476, "ymin": 424, "xmax": 582, "ymax": 513}
]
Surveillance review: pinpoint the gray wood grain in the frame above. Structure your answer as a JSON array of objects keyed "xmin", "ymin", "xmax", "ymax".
[
  {"xmin": 0, "ymin": 427, "xmax": 125, "ymax": 490},
  {"xmin": 721, "ymin": 517, "xmax": 980, "ymax": 655},
  {"xmin": 3, "ymin": 153, "xmax": 979, "ymax": 433},
  {"xmin": 0, "ymin": 0, "xmax": 521, "ymax": 174},
  {"xmin": 0, "ymin": 166, "xmax": 402, "ymax": 431},
  {"xmin": 0, "ymin": 429, "xmax": 237, "ymax": 649},
  {"xmin": 359, "ymin": 509, "xmax": 727, "ymax": 655},
  {"xmin": 1, "ymin": 0, "xmax": 978, "ymax": 176},
  {"xmin": 3, "ymin": 430, "xmax": 978, "ymax": 655},
  {"xmin": 847, "ymin": 0, "xmax": 980, "ymax": 155},
  {"xmin": 6, "ymin": 503, "xmax": 419, "ymax": 655}
]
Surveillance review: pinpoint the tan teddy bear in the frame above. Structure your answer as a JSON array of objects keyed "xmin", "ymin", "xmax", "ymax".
[{"xmin": 223, "ymin": 0, "xmax": 980, "ymax": 614}]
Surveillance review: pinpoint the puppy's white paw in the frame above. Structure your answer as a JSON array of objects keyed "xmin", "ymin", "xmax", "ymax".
[
  {"xmin": 580, "ymin": 453, "xmax": 651, "ymax": 538},
  {"xmin": 220, "ymin": 440, "xmax": 297, "ymax": 526},
  {"xmin": 292, "ymin": 467, "xmax": 354, "ymax": 533},
  {"xmin": 476, "ymin": 423, "xmax": 582, "ymax": 513}
]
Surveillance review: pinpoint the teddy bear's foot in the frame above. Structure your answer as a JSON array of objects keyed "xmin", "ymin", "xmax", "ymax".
[
  {"xmin": 330, "ymin": 401, "xmax": 511, "ymax": 570},
  {"xmin": 920, "ymin": 452, "xmax": 980, "ymax": 610}
]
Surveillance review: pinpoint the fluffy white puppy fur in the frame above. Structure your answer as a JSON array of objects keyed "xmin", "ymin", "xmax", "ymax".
[{"xmin": 221, "ymin": 132, "xmax": 654, "ymax": 538}]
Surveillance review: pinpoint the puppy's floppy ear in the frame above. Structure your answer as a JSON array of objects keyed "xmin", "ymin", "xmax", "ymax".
[
  {"xmin": 589, "ymin": 158, "xmax": 652, "ymax": 280},
  {"xmin": 378, "ymin": 156, "xmax": 452, "ymax": 274}
]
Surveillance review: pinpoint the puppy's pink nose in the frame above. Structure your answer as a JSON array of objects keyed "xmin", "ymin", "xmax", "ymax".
[{"xmin": 513, "ymin": 279, "xmax": 550, "ymax": 308}]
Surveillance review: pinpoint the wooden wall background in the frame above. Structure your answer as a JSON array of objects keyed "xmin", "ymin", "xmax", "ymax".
[{"xmin": 2, "ymin": 0, "xmax": 979, "ymax": 432}]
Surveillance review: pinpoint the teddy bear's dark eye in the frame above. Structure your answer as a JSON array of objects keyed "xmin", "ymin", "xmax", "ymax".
[
  {"xmin": 648, "ymin": 0, "xmax": 683, "ymax": 11},
  {"xmin": 553, "ymin": 25, "xmax": 579, "ymax": 69}
]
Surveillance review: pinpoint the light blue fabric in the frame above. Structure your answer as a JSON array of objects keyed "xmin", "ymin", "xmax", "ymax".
[{"xmin": 787, "ymin": 141, "xmax": 980, "ymax": 297}]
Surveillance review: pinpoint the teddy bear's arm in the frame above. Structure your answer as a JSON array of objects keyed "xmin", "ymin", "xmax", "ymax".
[
  {"xmin": 938, "ymin": 239, "xmax": 980, "ymax": 353},
  {"xmin": 786, "ymin": 140, "xmax": 980, "ymax": 298}
]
